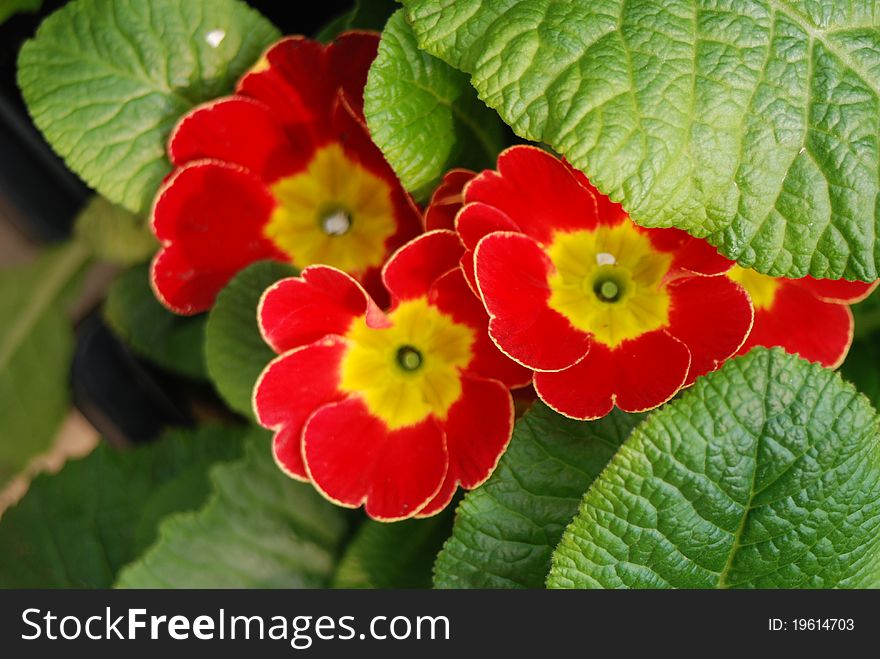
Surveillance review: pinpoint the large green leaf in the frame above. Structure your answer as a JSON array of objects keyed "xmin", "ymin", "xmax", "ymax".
[
  {"xmin": 365, "ymin": 10, "xmax": 506, "ymax": 199},
  {"xmin": 17, "ymin": 0, "xmax": 280, "ymax": 214},
  {"xmin": 205, "ymin": 261, "xmax": 296, "ymax": 419},
  {"xmin": 73, "ymin": 196, "xmax": 157, "ymax": 266},
  {"xmin": 116, "ymin": 428, "xmax": 348, "ymax": 588},
  {"xmin": 401, "ymin": 0, "xmax": 880, "ymax": 281},
  {"xmin": 104, "ymin": 264, "xmax": 206, "ymax": 380},
  {"xmin": 333, "ymin": 510, "xmax": 454, "ymax": 589},
  {"xmin": 548, "ymin": 348, "xmax": 880, "ymax": 589},
  {"xmin": 0, "ymin": 424, "xmax": 245, "ymax": 587},
  {"xmin": 434, "ymin": 403, "xmax": 642, "ymax": 589},
  {"xmin": 0, "ymin": 243, "xmax": 89, "ymax": 485}
]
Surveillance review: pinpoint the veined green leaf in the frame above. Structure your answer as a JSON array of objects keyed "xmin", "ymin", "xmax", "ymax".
[
  {"xmin": 0, "ymin": 243, "xmax": 89, "ymax": 485},
  {"xmin": 548, "ymin": 348, "xmax": 880, "ymax": 589},
  {"xmin": 365, "ymin": 10, "xmax": 506, "ymax": 199},
  {"xmin": 205, "ymin": 261, "xmax": 296, "ymax": 419},
  {"xmin": 17, "ymin": 0, "xmax": 280, "ymax": 214},
  {"xmin": 401, "ymin": 0, "xmax": 880, "ymax": 281},
  {"xmin": 104, "ymin": 264, "xmax": 207, "ymax": 380},
  {"xmin": 116, "ymin": 428, "xmax": 348, "ymax": 588},
  {"xmin": 0, "ymin": 424, "xmax": 245, "ymax": 587},
  {"xmin": 434, "ymin": 403, "xmax": 642, "ymax": 589}
]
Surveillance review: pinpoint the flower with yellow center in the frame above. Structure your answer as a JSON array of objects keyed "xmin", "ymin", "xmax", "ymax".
[
  {"xmin": 265, "ymin": 143, "xmax": 397, "ymax": 274},
  {"xmin": 340, "ymin": 298, "xmax": 475, "ymax": 430},
  {"xmin": 547, "ymin": 223, "xmax": 672, "ymax": 347}
]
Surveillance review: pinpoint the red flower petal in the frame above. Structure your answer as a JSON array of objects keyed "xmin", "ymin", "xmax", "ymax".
[
  {"xmin": 666, "ymin": 276, "xmax": 754, "ymax": 386},
  {"xmin": 793, "ymin": 276, "xmax": 878, "ymax": 304},
  {"xmin": 150, "ymin": 161, "xmax": 283, "ymax": 315},
  {"xmin": 326, "ymin": 31, "xmax": 380, "ymax": 122},
  {"xmin": 303, "ymin": 397, "xmax": 447, "ymax": 521},
  {"xmin": 168, "ymin": 97, "xmax": 308, "ymax": 182},
  {"xmin": 456, "ymin": 201, "xmax": 518, "ymax": 292},
  {"xmin": 259, "ymin": 266, "xmax": 387, "ymax": 354},
  {"xmin": 416, "ymin": 376, "xmax": 513, "ymax": 517},
  {"xmin": 382, "ymin": 230, "xmax": 463, "ymax": 302},
  {"xmin": 237, "ymin": 36, "xmax": 331, "ymax": 134},
  {"xmin": 646, "ymin": 228, "xmax": 732, "ymax": 276},
  {"xmin": 465, "ymin": 146, "xmax": 603, "ymax": 243},
  {"xmin": 739, "ymin": 282, "xmax": 854, "ymax": 368},
  {"xmin": 430, "ymin": 268, "xmax": 532, "ymax": 388},
  {"xmin": 425, "ymin": 168, "xmax": 475, "ymax": 231},
  {"xmin": 254, "ymin": 337, "xmax": 348, "ymax": 480},
  {"xmin": 475, "ymin": 231, "xmax": 591, "ymax": 371},
  {"xmin": 534, "ymin": 331, "xmax": 690, "ymax": 419}
]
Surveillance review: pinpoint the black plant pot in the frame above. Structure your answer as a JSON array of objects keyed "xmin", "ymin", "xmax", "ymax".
[{"xmin": 0, "ymin": 0, "xmax": 355, "ymax": 444}]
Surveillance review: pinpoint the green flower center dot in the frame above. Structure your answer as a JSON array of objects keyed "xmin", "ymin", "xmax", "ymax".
[
  {"xmin": 396, "ymin": 345, "xmax": 424, "ymax": 372},
  {"xmin": 320, "ymin": 208, "xmax": 352, "ymax": 236},
  {"xmin": 593, "ymin": 277, "xmax": 623, "ymax": 303}
]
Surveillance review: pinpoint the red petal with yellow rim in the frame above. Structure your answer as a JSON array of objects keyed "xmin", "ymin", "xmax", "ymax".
[
  {"xmin": 456, "ymin": 202, "xmax": 518, "ymax": 292},
  {"xmin": 382, "ymin": 230, "xmax": 463, "ymax": 302},
  {"xmin": 535, "ymin": 331, "xmax": 690, "ymax": 419},
  {"xmin": 430, "ymin": 269, "xmax": 532, "ymax": 388},
  {"xmin": 303, "ymin": 397, "xmax": 448, "ymax": 521},
  {"xmin": 259, "ymin": 266, "xmax": 386, "ymax": 354},
  {"xmin": 793, "ymin": 276, "xmax": 879, "ymax": 304},
  {"xmin": 738, "ymin": 283, "xmax": 854, "ymax": 368},
  {"xmin": 255, "ymin": 337, "xmax": 348, "ymax": 480},
  {"xmin": 169, "ymin": 97, "xmax": 309, "ymax": 183},
  {"xmin": 475, "ymin": 231, "xmax": 591, "ymax": 371},
  {"xmin": 416, "ymin": 376, "xmax": 513, "ymax": 517},
  {"xmin": 425, "ymin": 169, "xmax": 475, "ymax": 231},
  {"xmin": 150, "ymin": 161, "xmax": 283, "ymax": 315},
  {"xmin": 667, "ymin": 276, "xmax": 754, "ymax": 386},
  {"xmin": 465, "ymin": 146, "xmax": 600, "ymax": 244}
]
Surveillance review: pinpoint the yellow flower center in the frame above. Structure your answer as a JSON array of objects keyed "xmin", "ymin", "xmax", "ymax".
[
  {"xmin": 340, "ymin": 299, "xmax": 475, "ymax": 430},
  {"xmin": 727, "ymin": 265, "xmax": 779, "ymax": 310},
  {"xmin": 546, "ymin": 223, "xmax": 672, "ymax": 348},
  {"xmin": 264, "ymin": 143, "xmax": 397, "ymax": 273}
]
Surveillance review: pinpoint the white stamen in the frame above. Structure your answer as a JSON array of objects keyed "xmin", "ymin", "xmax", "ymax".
[
  {"xmin": 206, "ymin": 29, "xmax": 226, "ymax": 48},
  {"xmin": 322, "ymin": 210, "xmax": 352, "ymax": 236},
  {"xmin": 596, "ymin": 252, "xmax": 616, "ymax": 266}
]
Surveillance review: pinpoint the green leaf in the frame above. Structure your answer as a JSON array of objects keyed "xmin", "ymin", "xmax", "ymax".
[
  {"xmin": 0, "ymin": 424, "xmax": 245, "ymax": 587},
  {"xmin": 364, "ymin": 10, "xmax": 506, "ymax": 199},
  {"xmin": 17, "ymin": 0, "xmax": 280, "ymax": 214},
  {"xmin": 0, "ymin": 0, "xmax": 43, "ymax": 25},
  {"xmin": 401, "ymin": 0, "xmax": 880, "ymax": 281},
  {"xmin": 205, "ymin": 260, "xmax": 296, "ymax": 419},
  {"xmin": 116, "ymin": 428, "xmax": 348, "ymax": 588},
  {"xmin": 434, "ymin": 403, "xmax": 642, "ymax": 589},
  {"xmin": 316, "ymin": 0, "xmax": 399, "ymax": 42},
  {"xmin": 548, "ymin": 348, "xmax": 880, "ymax": 589},
  {"xmin": 0, "ymin": 243, "xmax": 89, "ymax": 485},
  {"xmin": 104, "ymin": 264, "xmax": 207, "ymax": 380},
  {"xmin": 333, "ymin": 510, "xmax": 454, "ymax": 589},
  {"xmin": 73, "ymin": 196, "xmax": 157, "ymax": 265}
]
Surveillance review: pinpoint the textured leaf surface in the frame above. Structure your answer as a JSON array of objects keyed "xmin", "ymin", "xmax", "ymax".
[
  {"xmin": 333, "ymin": 510, "xmax": 454, "ymax": 589},
  {"xmin": 17, "ymin": 0, "xmax": 280, "ymax": 214},
  {"xmin": 205, "ymin": 261, "xmax": 296, "ymax": 418},
  {"xmin": 74, "ymin": 196, "xmax": 157, "ymax": 265},
  {"xmin": 548, "ymin": 348, "xmax": 880, "ymax": 589},
  {"xmin": 0, "ymin": 425, "xmax": 244, "ymax": 587},
  {"xmin": 104, "ymin": 264, "xmax": 206, "ymax": 380},
  {"xmin": 0, "ymin": 243, "xmax": 88, "ymax": 485},
  {"xmin": 434, "ymin": 403, "xmax": 642, "ymax": 589},
  {"xmin": 116, "ymin": 429, "xmax": 348, "ymax": 588},
  {"xmin": 365, "ymin": 10, "xmax": 506, "ymax": 198},
  {"xmin": 401, "ymin": 0, "xmax": 880, "ymax": 281}
]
